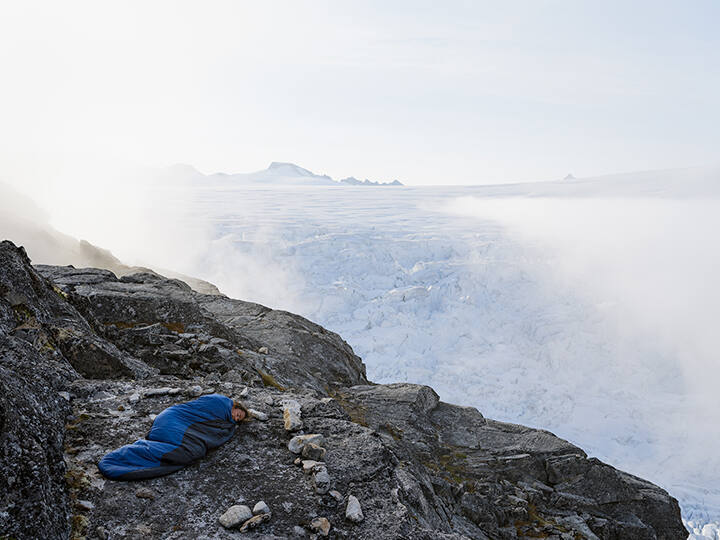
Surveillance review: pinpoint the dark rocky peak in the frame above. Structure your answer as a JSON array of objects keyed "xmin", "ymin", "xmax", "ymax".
[
  {"xmin": 0, "ymin": 239, "xmax": 687, "ymax": 539},
  {"xmin": 339, "ymin": 176, "xmax": 404, "ymax": 186}
]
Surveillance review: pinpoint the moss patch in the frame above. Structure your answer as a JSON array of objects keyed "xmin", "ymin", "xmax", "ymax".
[
  {"xmin": 52, "ymin": 285, "xmax": 69, "ymax": 300},
  {"xmin": 423, "ymin": 449, "xmax": 478, "ymax": 487},
  {"xmin": 70, "ymin": 514, "xmax": 89, "ymax": 540},
  {"xmin": 161, "ymin": 321, "xmax": 185, "ymax": 333},
  {"xmin": 257, "ymin": 369, "xmax": 286, "ymax": 391},
  {"xmin": 11, "ymin": 304, "xmax": 33, "ymax": 325},
  {"xmin": 513, "ymin": 504, "xmax": 571, "ymax": 538},
  {"xmin": 328, "ymin": 390, "xmax": 369, "ymax": 427}
]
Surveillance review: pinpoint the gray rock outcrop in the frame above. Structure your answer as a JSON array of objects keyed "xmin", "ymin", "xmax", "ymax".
[{"xmin": 0, "ymin": 240, "xmax": 688, "ymax": 539}]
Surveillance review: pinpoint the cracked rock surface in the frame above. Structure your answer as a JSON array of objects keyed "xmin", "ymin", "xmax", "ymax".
[{"xmin": 0, "ymin": 240, "xmax": 687, "ymax": 539}]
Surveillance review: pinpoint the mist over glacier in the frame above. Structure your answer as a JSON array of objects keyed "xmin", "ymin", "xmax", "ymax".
[{"xmin": 7, "ymin": 166, "xmax": 720, "ymax": 536}]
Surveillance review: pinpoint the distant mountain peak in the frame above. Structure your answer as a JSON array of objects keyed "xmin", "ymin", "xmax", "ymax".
[{"xmin": 267, "ymin": 162, "xmax": 316, "ymax": 177}]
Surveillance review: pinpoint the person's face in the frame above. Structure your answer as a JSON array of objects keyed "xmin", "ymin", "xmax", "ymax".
[{"xmin": 232, "ymin": 407, "xmax": 246, "ymax": 422}]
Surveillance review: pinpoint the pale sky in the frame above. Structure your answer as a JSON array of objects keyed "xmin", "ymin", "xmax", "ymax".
[{"xmin": 1, "ymin": 0, "xmax": 719, "ymax": 186}]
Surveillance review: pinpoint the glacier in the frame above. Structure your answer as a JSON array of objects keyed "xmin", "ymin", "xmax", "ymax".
[{"xmin": 49, "ymin": 167, "xmax": 720, "ymax": 538}]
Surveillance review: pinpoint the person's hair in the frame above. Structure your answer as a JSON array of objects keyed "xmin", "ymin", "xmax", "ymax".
[{"xmin": 232, "ymin": 400, "xmax": 252, "ymax": 422}]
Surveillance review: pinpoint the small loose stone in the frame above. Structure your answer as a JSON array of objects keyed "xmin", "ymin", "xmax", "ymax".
[
  {"xmin": 294, "ymin": 457, "xmax": 303, "ymax": 466},
  {"xmin": 313, "ymin": 468, "xmax": 331, "ymax": 495},
  {"xmin": 302, "ymin": 460, "xmax": 323, "ymax": 474},
  {"xmin": 59, "ymin": 391, "xmax": 71, "ymax": 401},
  {"xmin": 218, "ymin": 505, "xmax": 253, "ymax": 529},
  {"xmin": 258, "ymin": 346, "xmax": 269, "ymax": 354},
  {"xmin": 253, "ymin": 500, "xmax": 271, "ymax": 515},
  {"xmin": 292, "ymin": 525, "xmax": 306, "ymax": 536},
  {"xmin": 135, "ymin": 487, "xmax": 154, "ymax": 499},
  {"xmin": 282, "ymin": 399, "xmax": 303, "ymax": 431},
  {"xmin": 288, "ymin": 434, "xmax": 324, "ymax": 454},
  {"xmin": 301, "ymin": 443, "xmax": 326, "ymax": 461},
  {"xmin": 345, "ymin": 495, "xmax": 364, "ymax": 523},
  {"xmin": 239, "ymin": 386, "xmax": 249, "ymax": 397},
  {"xmin": 187, "ymin": 385, "xmax": 203, "ymax": 397},
  {"xmin": 248, "ymin": 408, "xmax": 268, "ymax": 421},
  {"xmin": 128, "ymin": 393, "xmax": 140, "ymax": 403},
  {"xmin": 239, "ymin": 513, "xmax": 270, "ymax": 532},
  {"xmin": 329, "ymin": 490, "xmax": 343, "ymax": 503},
  {"xmin": 310, "ymin": 517, "xmax": 331, "ymax": 536},
  {"xmin": 76, "ymin": 499, "xmax": 94, "ymax": 511}
]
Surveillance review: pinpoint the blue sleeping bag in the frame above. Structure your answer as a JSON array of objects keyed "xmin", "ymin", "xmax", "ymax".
[{"xmin": 98, "ymin": 394, "xmax": 236, "ymax": 480}]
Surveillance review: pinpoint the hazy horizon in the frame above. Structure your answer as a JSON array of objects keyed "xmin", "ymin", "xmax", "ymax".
[{"xmin": 2, "ymin": 1, "xmax": 720, "ymax": 186}]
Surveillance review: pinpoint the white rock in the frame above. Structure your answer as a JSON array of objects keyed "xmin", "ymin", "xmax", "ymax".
[
  {"xmin": 248, "ymin": 408, "xmax": 268, "ymax": 421},
  {"xmin": 288, "ymin": 433, "xmax": 324, "ymax": 454},
  {"xmin": 345, "ymin": 495, "xmax": 364, "ymax": 523},
  {"xmin": 76, "ymin": 499, "xmax": 94, "ymax": 511},
  {"xmin": 261, "ymin": 395, "xmax": 274, "ymax": 405},
  {"xmin": 253, "ymin": 500, "xmax": 271, "ymax": 515},
  {"xmin": 218, "ymin": 505, "xmax": 253, "ymax": 529},
  {"xmin": 187, "ymin": 385, "xmax": 203, "ymax": 397},
  {"xmin": 59, "ymin": 391, "xmax": 71, "ymax": 401},
  {"xmin": 281, "ymin": 399, "xmax": 303, "ymax": 431},
  {"xmin": 329, "ymin": 490, "xmax": 343, "ymax": 503},
  {"xmin": 239, "ymin": 386, "xmax": 249, "ymax": 397},
  {"xmin": 143, "ymin": 387, "xmax": 172, "ymax": 398},
  {"xmin": 258, "ymin": 346, "xmax": 269, "ymax": 354},
  {"xmin": 128, "ymin": 393, "xmax": 140, "ymax": 403}
]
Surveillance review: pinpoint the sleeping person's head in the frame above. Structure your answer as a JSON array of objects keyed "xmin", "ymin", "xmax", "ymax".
[{"xmin": 232, "ymin": 400, "xmax": 251, "ymax": 422}]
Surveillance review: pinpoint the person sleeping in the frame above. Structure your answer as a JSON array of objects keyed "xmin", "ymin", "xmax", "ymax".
[{"xmin": 98, "ymin": 394, "xmax": 251, "ymax": 480}]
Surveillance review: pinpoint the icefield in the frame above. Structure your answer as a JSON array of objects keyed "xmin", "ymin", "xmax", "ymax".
[{"xmin": 53, "ymin": 168, "xmax": 720, "ymax": 537}]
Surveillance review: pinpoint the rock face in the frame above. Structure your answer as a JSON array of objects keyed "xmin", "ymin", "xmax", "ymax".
[{"xmin": 0, "ymin": 240, "xmax": 688, "ymax": 539}]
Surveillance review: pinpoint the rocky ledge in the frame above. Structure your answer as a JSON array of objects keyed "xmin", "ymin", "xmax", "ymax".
[{"xmin": 0, "ymin": 240, "xmax": 687, "ymax": 539}]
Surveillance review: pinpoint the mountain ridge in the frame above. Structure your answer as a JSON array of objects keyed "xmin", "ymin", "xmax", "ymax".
[
  {"xmin": 166, "ymin": 162, "xmax": 404, "ymax": 187},
  {"xmin": 0, "ymin": 239, "xmax": 687, "ymax": 539}
]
